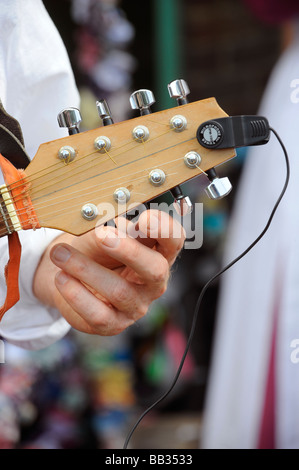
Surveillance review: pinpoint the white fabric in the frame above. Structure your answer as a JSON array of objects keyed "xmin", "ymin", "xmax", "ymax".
[
  {"xmin": 202, "ymin": 24, "xmax": 299, "ymax": 448},
  {"xmin": 0, "ymin": 0, "xmax": 80, "ymax": 349}
]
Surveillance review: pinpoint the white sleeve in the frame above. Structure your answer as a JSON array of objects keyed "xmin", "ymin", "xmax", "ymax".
[
  {"xmin": 0, "ymin": 0, "xmax": 80, "ymax": 349},
  {"xmin": 0, "ymin": 230, "xmax": 71, "ymax": 350}
]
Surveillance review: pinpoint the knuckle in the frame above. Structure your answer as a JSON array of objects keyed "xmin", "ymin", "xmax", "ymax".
[
  {"xmin": 69, "ymin": 254, "xmax": 89, "ymax": 278},
  {"xmin": 91, "ymin": 316, "xmax": 112, "ymax": 334},
  {"xmin": 124, "ymin": 239, "xmax": 141, "ymax": 263},
  {"xmin": 111, "ymin": 282, "xmax": 130, "ymax": 305},
  {"xmin": 93, "ymin": 314, "xmax": 131, "ymax": 336},
  {"xmin": 159, "ymin": 282, "xmax": 168, "ymax": 296},
  {"xmin": 170, "ymin": 222, "xmax": 186, "ymax": 250},
  {"xmin": 153, "ymin": 282, "xmax": 167, "ymax": 299},
  {"xmin": 174, "ymin": 232, "xmax": 186, "ymax": 252},
  {"xmin": 85, "ymin": 307, "xmax": 115, "ymax": 334},
  {"xmin": 180, "ymin": 229, "xmax": 187, "ymax": 247},
  {"xmin": 134, "ymin": 302, "xmax": 148, "ymax": 320},
  {"xmin": 152, "ymin": 258, "xmax": 169, "ymax": 284},
  {"xmin": 65, "ymin": 283, "xmax": 83, "ymax": 305}
]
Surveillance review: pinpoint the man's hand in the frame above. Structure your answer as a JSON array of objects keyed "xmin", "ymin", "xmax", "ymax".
[{"xmin": 33, "ymin": 210, "xmax": 185, "ymax": 336}]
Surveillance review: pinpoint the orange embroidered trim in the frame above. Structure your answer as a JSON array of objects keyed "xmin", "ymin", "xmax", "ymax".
[
  {"xmin": 0, "ymin": 153, "xmax": 41, "ymax": 320},
  {"xmin": 0, "ymin": 154, "xmax": 40, "ymax": 231},
  {"xmin": 0, "ymin": 231, "xmax": 21, "ymax": 321}
]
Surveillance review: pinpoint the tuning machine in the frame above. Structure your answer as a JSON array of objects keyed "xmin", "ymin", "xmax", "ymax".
[
  {"xmin": 204, "ymin": 168, "xmax": 232, "ymax": 200},
  {"xmin": 168, "ymin": 79, "xmax": 233, "ymax": 201},
  {"xmin": 57, "ymin": 107, "xmax": 81, "ymax": 163},
  {"xmin": 167, "ymin": 79, "xmax": 190, "ymax": 106},
  {"xmin": 170, "ymin": 186, "xmax": 193, "ymax": 216},
  {"xmin": 130, "ymin": 89, "xmax": 155, "ymax": 115},
  {"xmin": 57, "ymin": 107, "xmax": 82, "ymax": 135},
  {"xmin": 96, "ymin": 99, "xmax": 114, "ymax": 126},
  {"xmin": 167, "ymin": 79, "xmax": 193, "ymax": 215}
]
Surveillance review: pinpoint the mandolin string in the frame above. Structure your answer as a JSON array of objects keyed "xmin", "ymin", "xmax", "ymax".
[
  {"xmin": 0, "ymin": 154, "xmax": 208, "ymax": 238},
  {"xmin": 144, "ymin": 119, "xmax": 170, "ymax": 126},
  {"xmin": 1, "ymin": 125, "xmax": 195, "ymax": 233},
  {"xmin": 0, "ymin": 125, "xmax": 188, "ymax": 223},
  {"xmin": 27, "ymin": 162, "xmax": 182, "ymax": 213},
  {"xmin": 0, "ymin": 118, "xmax": 210, "ymax": 235},
  {"xmin": 0, "ymin": 155, "xmax": 205, "ymax": 235},
  {"xmin": 0, "ymin": 127, "xmax": 170, "ymax": 208},
  {"xmin": 195, "ymin": 163, "xmax": 208, "ymax": 176},
  {"xmin": 103, "ymin": 146, "xmax": 117, "ymax": 165},
  {"xmin": 2, "ymin": 131, "xmax": 198, "ymax": 212},
  {"xmin": 0, "ymin": 159, "xmax": 185, "ymax": 232},
  {"xmin": 23, "ymin": 133, "xmax": 160, "ymax": 195},
  {"xmin": 36, "ymin": 171, "xmax": 179, "ymax": 226},
  {"xmin": 0, "ymin": 159, "xmax": 184, "ymax": 235},
  {"xmin": 0, "ymin": 162, "xmax": 204, "ymax": 239},
  {"xmin": 4, "ymin": 152, "xmax": 189, "ymax": 217},
  {"xmin": 4, "ymin": 124, "xmax": 177, "ymax": 197},
  {"xmin": 0, "ymin": 153, "xmax": 204, "ymax": 236},
  {"xmin": 26, "ymin": 132, "xmax": 173, "ymax": 198},
  {"xmin": 27, "ymin": 127, "xmax": 178, "ymax": 198}
]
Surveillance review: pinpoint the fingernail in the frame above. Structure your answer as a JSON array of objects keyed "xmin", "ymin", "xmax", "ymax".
[
  {"xmin": 101, "ymin": 230, "xmax": 120, "ymax": 248},
  {"xmin": 147, "ymin": 214, "xmax": 159, "ymax": 231},
  {"xmin": 127, "ymin": 221, "xmax": 139, "ymax": 239},
  {"xmin": 52, "ymin": 245, "xmax": 71, "ymax": 263},
  {"xmin": 56, "ymin": 271, "xmax": 70, "ymax": 285}
]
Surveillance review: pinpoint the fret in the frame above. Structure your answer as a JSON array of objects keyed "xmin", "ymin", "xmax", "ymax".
[
  {"xmin": 0, "ymin": 185, "xmax": 21, "ymax": 237},
  {"xmin": 0, "ymin": 195, "xmax": 13, "ymax": 237}
]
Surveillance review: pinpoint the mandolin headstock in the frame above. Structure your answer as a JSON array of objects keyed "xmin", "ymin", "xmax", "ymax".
[{"xmin": 20, "ymin": 82, "xmax": 236, "ymax": 236}]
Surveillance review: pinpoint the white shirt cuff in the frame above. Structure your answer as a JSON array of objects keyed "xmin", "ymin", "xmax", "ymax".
[{"xmin": 0, "ymin": 228, "xmax": 71, "ymax": 350}]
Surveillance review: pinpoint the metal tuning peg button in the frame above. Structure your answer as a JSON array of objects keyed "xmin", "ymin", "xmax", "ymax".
[
  {"xmin": 168, "ymin": 79, "xmax": 190, "ymax": 105},
  {"xmin": 130, "ymin": 89, "xmax": 155, "ymax": 115},
  {"xmin": 205, "ymin": 168, "xmax": 232, "ymax": 200},
  {"xmin": 171, "ymin": 186, "xmax": 193, "ymax": 216},
  {"xmin": 57, "ymin": 107, "xmax": 82, "ymax": 135},
  {"xmin": 96, "ymin": 99, "xmax": 114, "ymax": 126}
]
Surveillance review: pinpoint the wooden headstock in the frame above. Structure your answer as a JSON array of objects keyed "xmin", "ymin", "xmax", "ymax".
[{"xmin": 14, "ymin": 97, "xmax": 236, "ymax": 235}]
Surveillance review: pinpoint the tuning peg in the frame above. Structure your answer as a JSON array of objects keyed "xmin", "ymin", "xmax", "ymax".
[
  {"xmin": 129, "ymin": 89, "xmax": 155, "ymax": 115},
  {"xmin": 205, "ymin": 168, "xmax": 232, "ymax": 200},
  {"xmin": 166, "ymin": 80, "xmax": 192, "ymax": 213},
  {"xmin": 168, "ymin": 79, "xmax": 190, "ymax": 105},
  {"xmin": 96, "ymin": 99, "xmax": 114, "ymax": 126},
  {"xmin": 57, "ymin": 107, "xmax": 82, "ymax": 135},
  {"xmin": 171, "ymin": 186, "xmax": 193, "ymax": 216}
]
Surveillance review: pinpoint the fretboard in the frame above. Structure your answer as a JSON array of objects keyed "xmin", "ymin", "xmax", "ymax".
[{"xmin": 0, "ymin": 185, "xmax": 21, "ymax": 238}]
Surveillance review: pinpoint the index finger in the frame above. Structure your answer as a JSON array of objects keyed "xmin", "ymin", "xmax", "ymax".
[{"xmin": 135, "ymin": 209, "xmax": 186, "ymax": 265}]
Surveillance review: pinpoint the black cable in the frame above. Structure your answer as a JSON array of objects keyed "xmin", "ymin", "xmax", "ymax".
[{"xmin": 123, "ymin": 127, "xmax": 290, "ymax": 449}]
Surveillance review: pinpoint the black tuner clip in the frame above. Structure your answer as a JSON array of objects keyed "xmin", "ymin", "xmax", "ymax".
[{"xmin": 196, "ymin": 115, "xmax": 270, "ymax": 150}]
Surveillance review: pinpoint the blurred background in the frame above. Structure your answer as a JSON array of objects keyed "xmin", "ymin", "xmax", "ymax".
[{"xmin": 0, "ymin": 0, "xmax": 282, "ymax": 449}]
